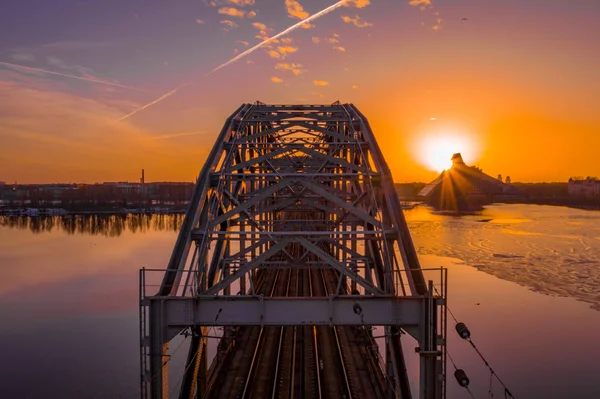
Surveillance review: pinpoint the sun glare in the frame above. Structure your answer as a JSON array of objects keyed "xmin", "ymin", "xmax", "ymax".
[{"xmin": 416, "ymin": 132, "xmax": 479, "ymax": 173}]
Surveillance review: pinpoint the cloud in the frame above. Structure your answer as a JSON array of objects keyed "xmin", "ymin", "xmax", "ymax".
[
  {"xmin": 301, "ymin": 22, "xmax": 315, "ymax": 29},
  {"xmin": 10, "ymin": 53, "xmax": 35, "ymax": 62},
  {"xmin": 196, "ymin": 18, "xmax": 205, "ymax": 24},
  {"xmin": 277, "ymin": 46, "xmax": 298, "ymax": 58},
  {"xmin": 275, "ymin": 62, "xmax": 303, "ymax": 76},
  {"xmin": 40, "ymin": 40, "xmax": 112, "ymax": 51},
  {"xmin": 333, "ymin": 46, "xmax": 346, "ymax": 51},
  {"xmin": 119, "ymin": 0, "xmax": 349, "ymax": 120},
  {"xmin": 220, "ymin": 19, "xmax": 239, "ymax": 28},
  {"xmin": 218, "ymin": 7, "xmax": 245, "ymax": 18},
  {"xmin": 237, "ymin": 40, "xmax": 250, "ymax": 47},
  {"xmin": 352, "ymin": 85, "xmax": 358, "ymax": 89},
  {"xmin": 285, "ymin": 0, "xmax": 309, "ymax": 20},
  {"xmin": 0, "ymin": 79, "xmax": 205, "ymax": 183},
  {"xmin": 153, "ymin": 132, "xmax": 206, "ymax": 140},
  {"xmin": 409, "ymin": 0, "xmax": 431, "ymax": 6},
  {"xmin": 341, "ymin": 15, "xmax": 373, "ymax": 27},
  {"xmin": 432, "ymin": 17, "xmax": 443, "ymax": 30},
  {"xmin": 252, "ymin": 22, "xmax": 268, "ymax": 30},
  {"xmin": 46, "ymin": 56, "xmax": 68, "ymax": 68},
  {"xmin": 344, "ymin": 0, "xmax": 371, "ymax": 8},
  {"xmin": 312, "ymin": 37, "xmax": 320, "ymax": 44},
  {"xmin": 271, "ymin": 76, "xmax": 283, "ymax": 83},
  {"xmin": 313, "ymin": 80, "xmax": 329, "ymax": 86},
  {"xmin": 226, "ymin": 0, "xmax": 255, "ymax": 5},
  {"xmin": 0, "ymin": 61, "xmax": 146, "ymax": 92},
  {"xmin": 267, "ymin": 50, "xmax": 281, "ymax": 59},
  {"xmin": 281, "ymin": 37, "xmax": 293, "ymax": 44},
  {"xmin": 247, "ymin": 10, "xmax": 257, "ymax": 18},
  {"xmin": 246, "ymin": 60, "xmax": 254, "ymax": 64},
  {"xmin": 327, "ymin": 37, "xmax": 340, "ymax": 44}
]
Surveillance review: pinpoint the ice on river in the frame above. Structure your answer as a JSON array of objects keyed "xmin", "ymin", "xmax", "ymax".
[{"xmin": 405, "ymin": 204, "xmax": 600, "ymax": 310}]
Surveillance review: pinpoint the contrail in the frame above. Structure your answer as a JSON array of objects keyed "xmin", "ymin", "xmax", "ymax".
[
  {"xmin": 207, "ymin": 0, "xmax": 348, "ymax": 74},
  {"xmin": 118, "ymin": 0, "xmax": 349, "ymax": 121},
  {"xmin": 0, "ymin": 61, "xmax": 147, "ymax": 92}
]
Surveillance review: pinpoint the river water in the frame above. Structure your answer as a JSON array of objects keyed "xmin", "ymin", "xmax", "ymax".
[{"xmin": 0, "ymin": 205, "xmax": 599, "ymax": 398}]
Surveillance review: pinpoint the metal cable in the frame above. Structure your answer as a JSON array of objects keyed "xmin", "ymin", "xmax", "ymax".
[{"xmin": 433, "ymin": 286, "xmax": 516, "ymax": 398}]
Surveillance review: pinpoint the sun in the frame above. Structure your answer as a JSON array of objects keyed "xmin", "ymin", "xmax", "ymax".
[{"xmin": 416, "ymin": 132, "xmax": 478, "ymax": 173}]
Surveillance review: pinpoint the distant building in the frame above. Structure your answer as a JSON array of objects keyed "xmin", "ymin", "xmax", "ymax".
[
  {"xmin": 568, "ymin": 177, "xmax": 600, "ymax": 198},
  {"xmin": 418, "ymin": 153, "xmax": 517, "ymax": 212}
]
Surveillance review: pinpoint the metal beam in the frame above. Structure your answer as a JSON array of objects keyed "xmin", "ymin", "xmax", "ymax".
[{"xmin": 150, "ymin": 295, "xmax": 426, "ymax": 328}]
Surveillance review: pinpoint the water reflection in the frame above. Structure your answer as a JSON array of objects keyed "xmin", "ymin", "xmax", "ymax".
[
  {"xmin": 0, "ymin": 214, "xmax": 184, "ymax": 237},
  {"xmin": 0, "ymin": 205, "xmax": 599, "ymax": 398}
]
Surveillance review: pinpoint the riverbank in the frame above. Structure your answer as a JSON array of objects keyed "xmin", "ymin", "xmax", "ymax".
[{"xmin": 0, "ymin": 206, "xmax": 187, "ymax": 216}]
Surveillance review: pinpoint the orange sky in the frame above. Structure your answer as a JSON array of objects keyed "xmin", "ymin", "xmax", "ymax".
[{"xmin": 0, "ymin": 0, "xmax": 598, "ymax": 184}]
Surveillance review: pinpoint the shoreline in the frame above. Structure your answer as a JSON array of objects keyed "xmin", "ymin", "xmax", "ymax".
[
  {"xmin": 1, "ymin": 200, "xmax": 599, "ymax": 217},
  {"xmin": 0, "ymin": 207, "xmax": 188, "ymax": 216}
]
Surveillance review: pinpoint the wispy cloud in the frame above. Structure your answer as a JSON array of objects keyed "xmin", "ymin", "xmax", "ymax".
[
  {"xmin": 252, "ymin": 22, "xmax": 267, "ymax": 30},
  {"xmin": 352, "ymin": 85, "xmax": 358, "ymax": 89},
  {"xmin": 271, "ymin": 76, "xmax": 283, "ymax": 83},
  {"xmin": 409, "ymin": 0, "xmax": 431, "ymax": 6},
  {"xmin": 237, "ymin": 40, "xmax": 250, "ymax": 47},
  {"xmin": 40, "ymin": 40, "xmax": 112, "ymax": 51},
  {"xmin": 0, "ymin": 61, "xmax": 146, "ymax": 92},
  {"xmin": 275, "ymin": 62, "xmax": 304, "ymax": 76},
  {"xmin": 312, "ymin": 37, "xmax": 320, "ymax": 43},
  {"xmin": 313, "ymin": 80, "xmax": 329, "ymax": 86},
  {"xmin": 152, "ymin": 132, "xmax": 206, "ymax": 140},
  {"xmin": 118, "ymin": 0, "xmax": 349, "ymax": 120},
  {"xmin": 11, "ymin": 53, "xmax": 35, "ymax": 62},
  {"xmin": 196, "ymin": 18, "xmax": 205, "ymax": 24},
  {"xmin": 341, "ymin": 15, "xmax": 373, "ymax": 27},
  {"xmin": 267, "ymin": 50, "xmax": 281, "ymax": 59},
  {"xmin": 285, "ymin": 0, "xmax": 309, "ymax": 20},
  {"xmin": 344, "ymin": 0, "xmax": 371, "ymax": 8},
  {"xmin": 226, "ymin": 0, "xmax": 255, "ymax": 5},
  {"xmin": 0, "ymin": 80, "xmax": 204, "ymax": 183},
  {"xmin": 333, "ymin": 46, "xmax": 346, "ymax": 51},
  {"xmin": 218, "ymin": 6, "xmax": 245, "ymax": 18},
  {"xmin": 277, "ymin": 46, "xmax": 298, "ymax": 58},
  {"xmin": 220, "ymin": 19, "xmax": 239, "ymax": 28},
  {"xmin": 247, "ymin": 10, "xmax": 257, "ymax": 18}
]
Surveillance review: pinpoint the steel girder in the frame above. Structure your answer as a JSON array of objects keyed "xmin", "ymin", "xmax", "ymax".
[{"xmin": 139, "ymin": 102, "xmax": 445, "ymax": 399}]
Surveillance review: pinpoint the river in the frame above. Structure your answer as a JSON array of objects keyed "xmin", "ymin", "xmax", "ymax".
[{"xmin": 0, "ymin": 204, "xmax": 599, "ymax": 398}]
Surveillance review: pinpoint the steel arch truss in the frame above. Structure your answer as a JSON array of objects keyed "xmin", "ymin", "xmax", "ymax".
[{"xmin": 140, "ymin": 103, "xmax": 446, "ymax": 399}]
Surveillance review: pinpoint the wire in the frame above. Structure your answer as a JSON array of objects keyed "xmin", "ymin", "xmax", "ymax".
[
  {"xmin": 433, "ymin": 286, "xmax": 515, "ymax": 398},
  {"xmin": 466, "ymin": 338, "xmax": 515, "ymax": 398},
  {"xmin": 447, "ymin": 349, "xmax": 476, "ymax": 399}
]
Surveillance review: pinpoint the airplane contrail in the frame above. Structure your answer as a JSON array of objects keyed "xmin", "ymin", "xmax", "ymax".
[
  {"xmin": 118, "ymin": 0, "xmax": 349, "ymax": 121},
  {"xmin": 0, "ymin": 61, "xmax": 147, "ymax": 92},
  {"xmin": 207, "ymin": 0, "xmax": 348, "ymax": 74}
]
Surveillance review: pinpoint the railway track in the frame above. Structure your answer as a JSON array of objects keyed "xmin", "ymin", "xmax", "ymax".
[{"xmin": 203, "ymin": 268, "xmax": 387, "ymax": 399}]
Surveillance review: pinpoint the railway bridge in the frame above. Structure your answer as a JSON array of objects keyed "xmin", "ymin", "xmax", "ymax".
[{"xmin": 139, "ymin": 102, "xmax": 447, "ymax": 399}]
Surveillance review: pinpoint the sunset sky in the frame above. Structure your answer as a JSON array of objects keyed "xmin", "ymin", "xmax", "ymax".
[{"xmin": 1, "ymin": 0, "xmax": 598, "ymax": 184}]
